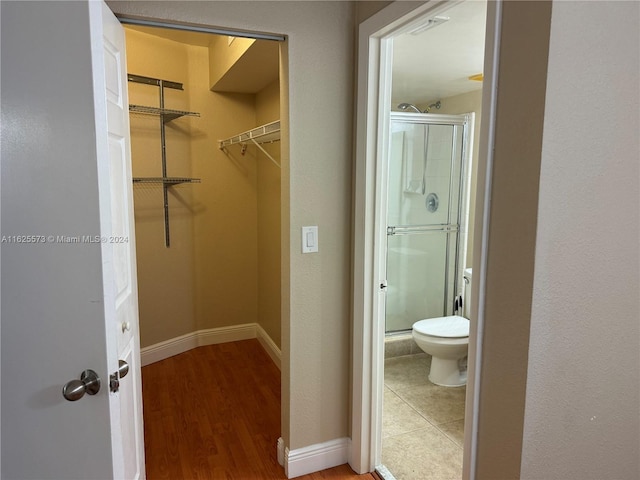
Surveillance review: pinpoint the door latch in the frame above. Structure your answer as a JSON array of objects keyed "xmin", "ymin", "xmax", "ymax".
[{"xmin": 109, "ymin": 360, "xmax": 130, "ymax": 393}]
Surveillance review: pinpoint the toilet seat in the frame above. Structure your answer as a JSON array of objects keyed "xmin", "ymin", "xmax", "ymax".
[{"xmin": 413, "ymin": 316, "xmax": 469, "ymax": 338}]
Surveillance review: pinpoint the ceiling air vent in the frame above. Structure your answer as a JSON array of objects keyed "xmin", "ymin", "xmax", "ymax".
[{"xmin": 409, "ymin": 16, "xmax": 450, "ymax": 36}]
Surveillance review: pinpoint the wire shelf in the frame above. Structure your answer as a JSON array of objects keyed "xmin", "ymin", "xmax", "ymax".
[
  {"xmin": 133, "ymin": 177, "xmax": 201, "ymax": 186},
  {"xmin": 129, "ymin": 104, "xmax": 200, "ymax": 122},
  {"xmin": 219, "ymin": 120, "xmax": 281, "ymax": 148}
]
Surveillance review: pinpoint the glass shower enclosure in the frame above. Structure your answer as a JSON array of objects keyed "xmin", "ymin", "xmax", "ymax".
[{"xmin": 385, "ymin": 112, "xmax": 472, "ymax": 333}]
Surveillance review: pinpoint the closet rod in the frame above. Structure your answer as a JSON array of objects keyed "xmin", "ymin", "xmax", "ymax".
[
  {"xmin": 117, "ymin": 14, "xmax": 286, "ymax": 42},
  {"xmin": 219, "ymin": 120, "xmax": 281, "ymax": 169},
  {"xmin": 128, "ymin": 74, "xmax": 183, "ymax": 91}
]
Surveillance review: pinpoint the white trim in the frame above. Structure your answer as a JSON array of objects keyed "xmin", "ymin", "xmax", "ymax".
[
  {"xmin": 140, "ymin": 330, "xmax": 199, "ymax": 367},
  {"xmin": 140, "ymin": 323, "xmax": 281, "ymax": 367},
  {"xmin": 352, "ymin": 4, "xmax": 442, "ymax": 472},
  {"xmin": 375, "ymin": 465, "xmax": 398, "ymax": 480},
  {"xmin": 257, "ymin": 324, "xmax": 282, "ymax": 370},
  {"xmin": 462, "ymin": 2, "xmax": 502, "ymax": 478},
  {"xmin": 284, "ymin": 438, "xmax": 350, "ymax": 479},
  {"xmin": 277, "ymin": 437, "xmax": 285, "ymax": 467}
]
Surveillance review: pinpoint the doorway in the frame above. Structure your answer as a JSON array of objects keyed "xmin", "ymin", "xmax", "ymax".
[
  {"xmin": 352, "ymin": 0, "xmax": 497, "ymax": 477},
  {"xmin": 381, "ymin": 111, "xmax": 473, "ymax": 478},
  {"xmin": 119, "ymin": 19, "xmax": 285, "ymax": 474}
]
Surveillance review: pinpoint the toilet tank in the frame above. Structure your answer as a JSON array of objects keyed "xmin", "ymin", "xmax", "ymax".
[{"xmin": 463, "ymin": 268, "xmax": 472, "ymax": 318}]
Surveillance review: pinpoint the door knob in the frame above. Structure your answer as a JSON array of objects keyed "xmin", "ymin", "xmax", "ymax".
[{"xmin": 62, "ymin": 369, "xmax": 101, "ymax": 401}]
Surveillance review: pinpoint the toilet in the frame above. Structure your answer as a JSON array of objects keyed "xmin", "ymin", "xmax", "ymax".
[{"xmin": 412, "ymin": 268, "xmax": 472, "ymax": 387}]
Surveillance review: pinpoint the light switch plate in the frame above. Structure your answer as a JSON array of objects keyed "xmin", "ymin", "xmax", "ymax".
[{"xmin": 302, "ymin": 226, "xmax": 318, "ymax": 253}]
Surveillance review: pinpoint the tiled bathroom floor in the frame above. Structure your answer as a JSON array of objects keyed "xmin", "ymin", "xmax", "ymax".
[{"xmin": 382, "ymin": 353, "xmax": 465, "ymax": 480}]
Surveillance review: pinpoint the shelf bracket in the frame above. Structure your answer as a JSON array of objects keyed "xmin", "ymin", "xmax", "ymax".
[
  {"xmin": 218, "ymin": 120, "xmax": 281, "ymax": 169},
  {"xmin": 249, "ymin": 138, "xmax": 281, "ymax": 169}
]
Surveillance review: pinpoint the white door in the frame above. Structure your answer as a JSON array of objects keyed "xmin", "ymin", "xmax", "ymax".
[
  {"xmin": 96, "ymin": 2, "xmax": 146, "ymax": 479},
  {"xmin": 1, "ymin": 2, "xmax": 144, "ymax": 479}
]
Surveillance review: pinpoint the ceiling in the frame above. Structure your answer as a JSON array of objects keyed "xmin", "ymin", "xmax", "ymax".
[
  {"xmin": 391, "ymin": 0, "xmax": 487, "ymax": 108},
  {"xmin": 124, "ymin": 25, "xmax": 279, "ymax": 93},
  {"xmin": 125, "ymin": 24, "xmax": 215, "ymax": 47},
  {"xmin": 126, "ymin": 1, "xmax": 487, "ymax": 109}
]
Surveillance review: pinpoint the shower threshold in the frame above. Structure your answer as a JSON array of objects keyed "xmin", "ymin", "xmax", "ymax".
[{"xmin": 384, "ymin": 330, "xmax": 422, "ymax": 358}]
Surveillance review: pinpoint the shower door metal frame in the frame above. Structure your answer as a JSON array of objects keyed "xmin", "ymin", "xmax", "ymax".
[{"xmin": 383, "ymin": 112, "xmax": 473, "ymax": 332}]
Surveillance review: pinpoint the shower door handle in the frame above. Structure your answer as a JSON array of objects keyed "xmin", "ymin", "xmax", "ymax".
[{"xmin": 380, "ymin": 280, "xmax": 388, "ymax": 291}]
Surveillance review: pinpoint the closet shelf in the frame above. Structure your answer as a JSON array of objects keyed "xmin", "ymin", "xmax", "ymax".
[
  {"xmin": 128, "ymin": 73, "xmax": 201, "ymax": 248},
  {"xmin": 218, "ymin": 120, "xmax": 281, "ymax": 148},
  {"xmin": 219, "ymin": 120, "xmax": 281, "ymax": 168},
  {"xmin": 133, "ymin": 177, "xmax": 201, "ymax": 186},
  {"xmin": 129, "ymin": 104, "xmax": 200, "ymax": 123}
]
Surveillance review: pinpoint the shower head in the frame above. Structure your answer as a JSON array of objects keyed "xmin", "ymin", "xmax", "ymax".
[
  {"xmin": 424, "ymin": 101, "xmax": 442, "ymax": 113},
  {"xmin": 397, "ymin": 103, "xmax": 422, "ymax": 113},
  {"xmin": 397, "ymin": 101, "xmax": 442, "ymax": 113}
]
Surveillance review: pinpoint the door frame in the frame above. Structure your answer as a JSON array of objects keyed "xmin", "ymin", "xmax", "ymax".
[
  {"xmin": 111, "ymin": 6, "xmax": 289, "ymax": 470},
  {"xmin": 351, "ymin": 1, "xmax": 503, "ymax": 476}
]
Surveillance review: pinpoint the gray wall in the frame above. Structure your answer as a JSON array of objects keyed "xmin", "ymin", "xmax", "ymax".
[
  {"xmin": 475, "ymin": 1, "xmax": 639, "ymax": 478},
  {"xmin": 522, "ymin": 1, "xmax": 640, "ymax": 477}
]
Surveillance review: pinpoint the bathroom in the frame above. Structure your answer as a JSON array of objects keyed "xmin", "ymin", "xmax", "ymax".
[
  {"xmin": 379, "ymin": 1, "xmax": 486, "ymax": 478},
  {"xmin": 123, "ymin": 26, "xmax": 283, "ymax": 373}
]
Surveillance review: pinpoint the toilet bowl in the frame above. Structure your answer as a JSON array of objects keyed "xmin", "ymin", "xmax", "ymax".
[
  {"xmin": 412, "ymin": 268, "xmax": 472, "ymax": 387},
  {"xmin": 412, "ymin": 316, "xmax": 469, "ymax": 387}
]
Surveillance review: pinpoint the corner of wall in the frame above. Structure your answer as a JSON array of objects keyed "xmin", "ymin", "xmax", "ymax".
[{"xmin": 473, "ymin": 1, "xmax": 553, "ymax": 478}]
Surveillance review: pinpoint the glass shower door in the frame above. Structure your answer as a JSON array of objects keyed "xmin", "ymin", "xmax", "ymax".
[{"xmin": 385, "ymin": 115, "xmax": 467, "ymax": 333}]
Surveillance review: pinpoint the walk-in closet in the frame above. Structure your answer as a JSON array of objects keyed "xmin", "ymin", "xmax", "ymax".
[{"xmin": 124, "ymin": 25, "xmax": 282, "ymax": 377}]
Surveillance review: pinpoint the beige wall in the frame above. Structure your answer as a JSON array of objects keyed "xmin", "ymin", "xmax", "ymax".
[
  {"xmin": 125, "ymin": 29, "xmax": 266, "ymax": 348},
  {"xmin": 356, "ymin": 1, "xmax": 394, "ymax": 23},
  {"xmin": 475, "ymin": 0, "xmax": 640, "ymax": 478},
  {"xmin": 521, "ymin": 1, "xmax": 640, "ymax": 477},
  {"xmin": 189, "ymin": 50, "xmax": 259, "ymax": 335},
  {"xmin": 208, "ymin": 34, "xmax": 256, "ymax": 88},
  {"xmin": 422, "ymin": 89, "xmax": 482, "ymax": 268},
  {"xmin": 256, "ymin": 80, "xmax": 282, "ymax": 348},
  {"xmin": 126, "ymin": 29, "xmax": 198, "ymax": 347}
]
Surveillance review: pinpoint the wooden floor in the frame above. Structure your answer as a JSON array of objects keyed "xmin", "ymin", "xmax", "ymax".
[{"xmin": 142, "ymin": 339, "xmax": 377, "ymax": 479}]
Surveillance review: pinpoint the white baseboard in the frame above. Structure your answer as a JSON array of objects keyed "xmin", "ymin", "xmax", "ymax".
[
  {"xmin": 140, "ymin": 323, "xmax": 281, "ymax": 368},
  {"xmin": 284, "ymin": 437, "xmax": 350, "ymax": 478},
  {"xmin": 277, "ymin": 437, "xmax": 285, "ymax": 467},
  {"xmin": 140, "ymin": 330, "xmax": 200, "ymax": 367},
  {"xmin": 257, "ymin": 324, "xmax": 282, "ymax": 370}
]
